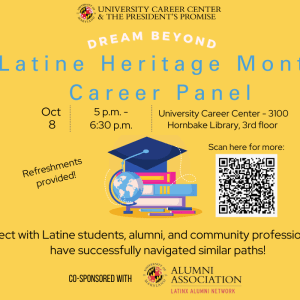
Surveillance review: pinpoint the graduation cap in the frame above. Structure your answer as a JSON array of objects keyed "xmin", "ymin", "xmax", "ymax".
[{"xmin": 108, "ymin": 137, "xmax": 187, "ymax": 172}]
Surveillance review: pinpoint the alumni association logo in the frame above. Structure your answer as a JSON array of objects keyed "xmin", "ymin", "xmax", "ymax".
[
  {"xmin": 77, "ymin": 4, "xmax": 96, "ymax": 23},
  {"xmin": 144, "ymin": 263, "xmax": 167, "ymax": 287}
]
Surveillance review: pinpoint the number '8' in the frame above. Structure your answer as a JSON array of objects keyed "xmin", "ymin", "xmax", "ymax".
[{"xmin": 49, "ymin": 120, "xmax": 56, "ymax": 129}]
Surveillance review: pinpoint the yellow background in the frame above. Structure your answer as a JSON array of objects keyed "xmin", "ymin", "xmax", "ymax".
[{"xmin": 0, "ymin": 0, "xmax": 299, "ymax": 298}]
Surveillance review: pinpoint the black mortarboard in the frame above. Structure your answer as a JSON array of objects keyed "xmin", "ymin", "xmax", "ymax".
[{"xmin": 109, "ymin": 137, "xmax": 187, "ymax": 172}]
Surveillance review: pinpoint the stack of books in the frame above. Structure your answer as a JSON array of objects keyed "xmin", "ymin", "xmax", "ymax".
[{"xmin": 132, "ymin": 172, "xmax": 197, "ymax": 216}]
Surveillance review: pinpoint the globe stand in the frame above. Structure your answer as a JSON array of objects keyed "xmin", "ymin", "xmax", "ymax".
[{"xmin": 124, "ymin": 207, "xmax": 133, "ymax": 214}]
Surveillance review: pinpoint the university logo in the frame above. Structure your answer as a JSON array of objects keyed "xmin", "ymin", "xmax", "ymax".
[
  {"xmin": 77, "ymin": 4, "xmax": 96, "ymax": 23},
  {"xmin": 144, "ymin": 263, "xmax": 167, "ymax": 287}
]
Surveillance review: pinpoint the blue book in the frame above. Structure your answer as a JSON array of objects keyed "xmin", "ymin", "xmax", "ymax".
[
  {"xmin": 167, "ymin": 207, "xmax": 193, "ymax": 211},
  {"xmin": 142, "ymin": 184, "xmax": 197, "ymax": 197},
  {"xmin": 139, "ymin": 208, "xmax": 165, "ymax": 212},
  {"xmin": 148, "ymin": 212, "xmax": 173, "ymax": 216}
]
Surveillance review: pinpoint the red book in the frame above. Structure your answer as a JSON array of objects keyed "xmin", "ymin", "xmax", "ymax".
[
  {"xmin": 171, "ymin": 210, "xmax": 196, "ymax": 214},
  {"xmin": 138, "ymin": 172, "xmax": 176, "ymax": 184}
]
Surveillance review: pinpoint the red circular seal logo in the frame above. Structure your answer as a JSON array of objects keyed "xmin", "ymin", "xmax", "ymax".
[
  {"xmin": 77, "ymin": 4, "xmax": 96, "ymax": 23},
  {"xmin": 144, "ymin": 263, "xmax": 167, "ymax": 287},
  {"xmin": 80, "ymin": 6, "xmax": 93, "ymax": 20},
  {"xmin": 148, "ymin": 266, "xmax": 163, "ymax": 283}
]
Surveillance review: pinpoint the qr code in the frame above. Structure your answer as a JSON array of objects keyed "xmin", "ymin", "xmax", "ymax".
[{"xmin": 216, "ymin": 154, "xmax": 277, "ymax": 217}]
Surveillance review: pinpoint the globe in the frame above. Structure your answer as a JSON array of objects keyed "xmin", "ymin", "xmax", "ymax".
[{"xmin": 113, "ymin": 172, "xmax": 144, "ymax": 203}]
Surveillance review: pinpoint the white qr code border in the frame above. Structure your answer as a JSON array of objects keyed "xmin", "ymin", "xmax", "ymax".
[{"xmin": 216, "ymin": 154, "xmax": 277, "ymax": 218}]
